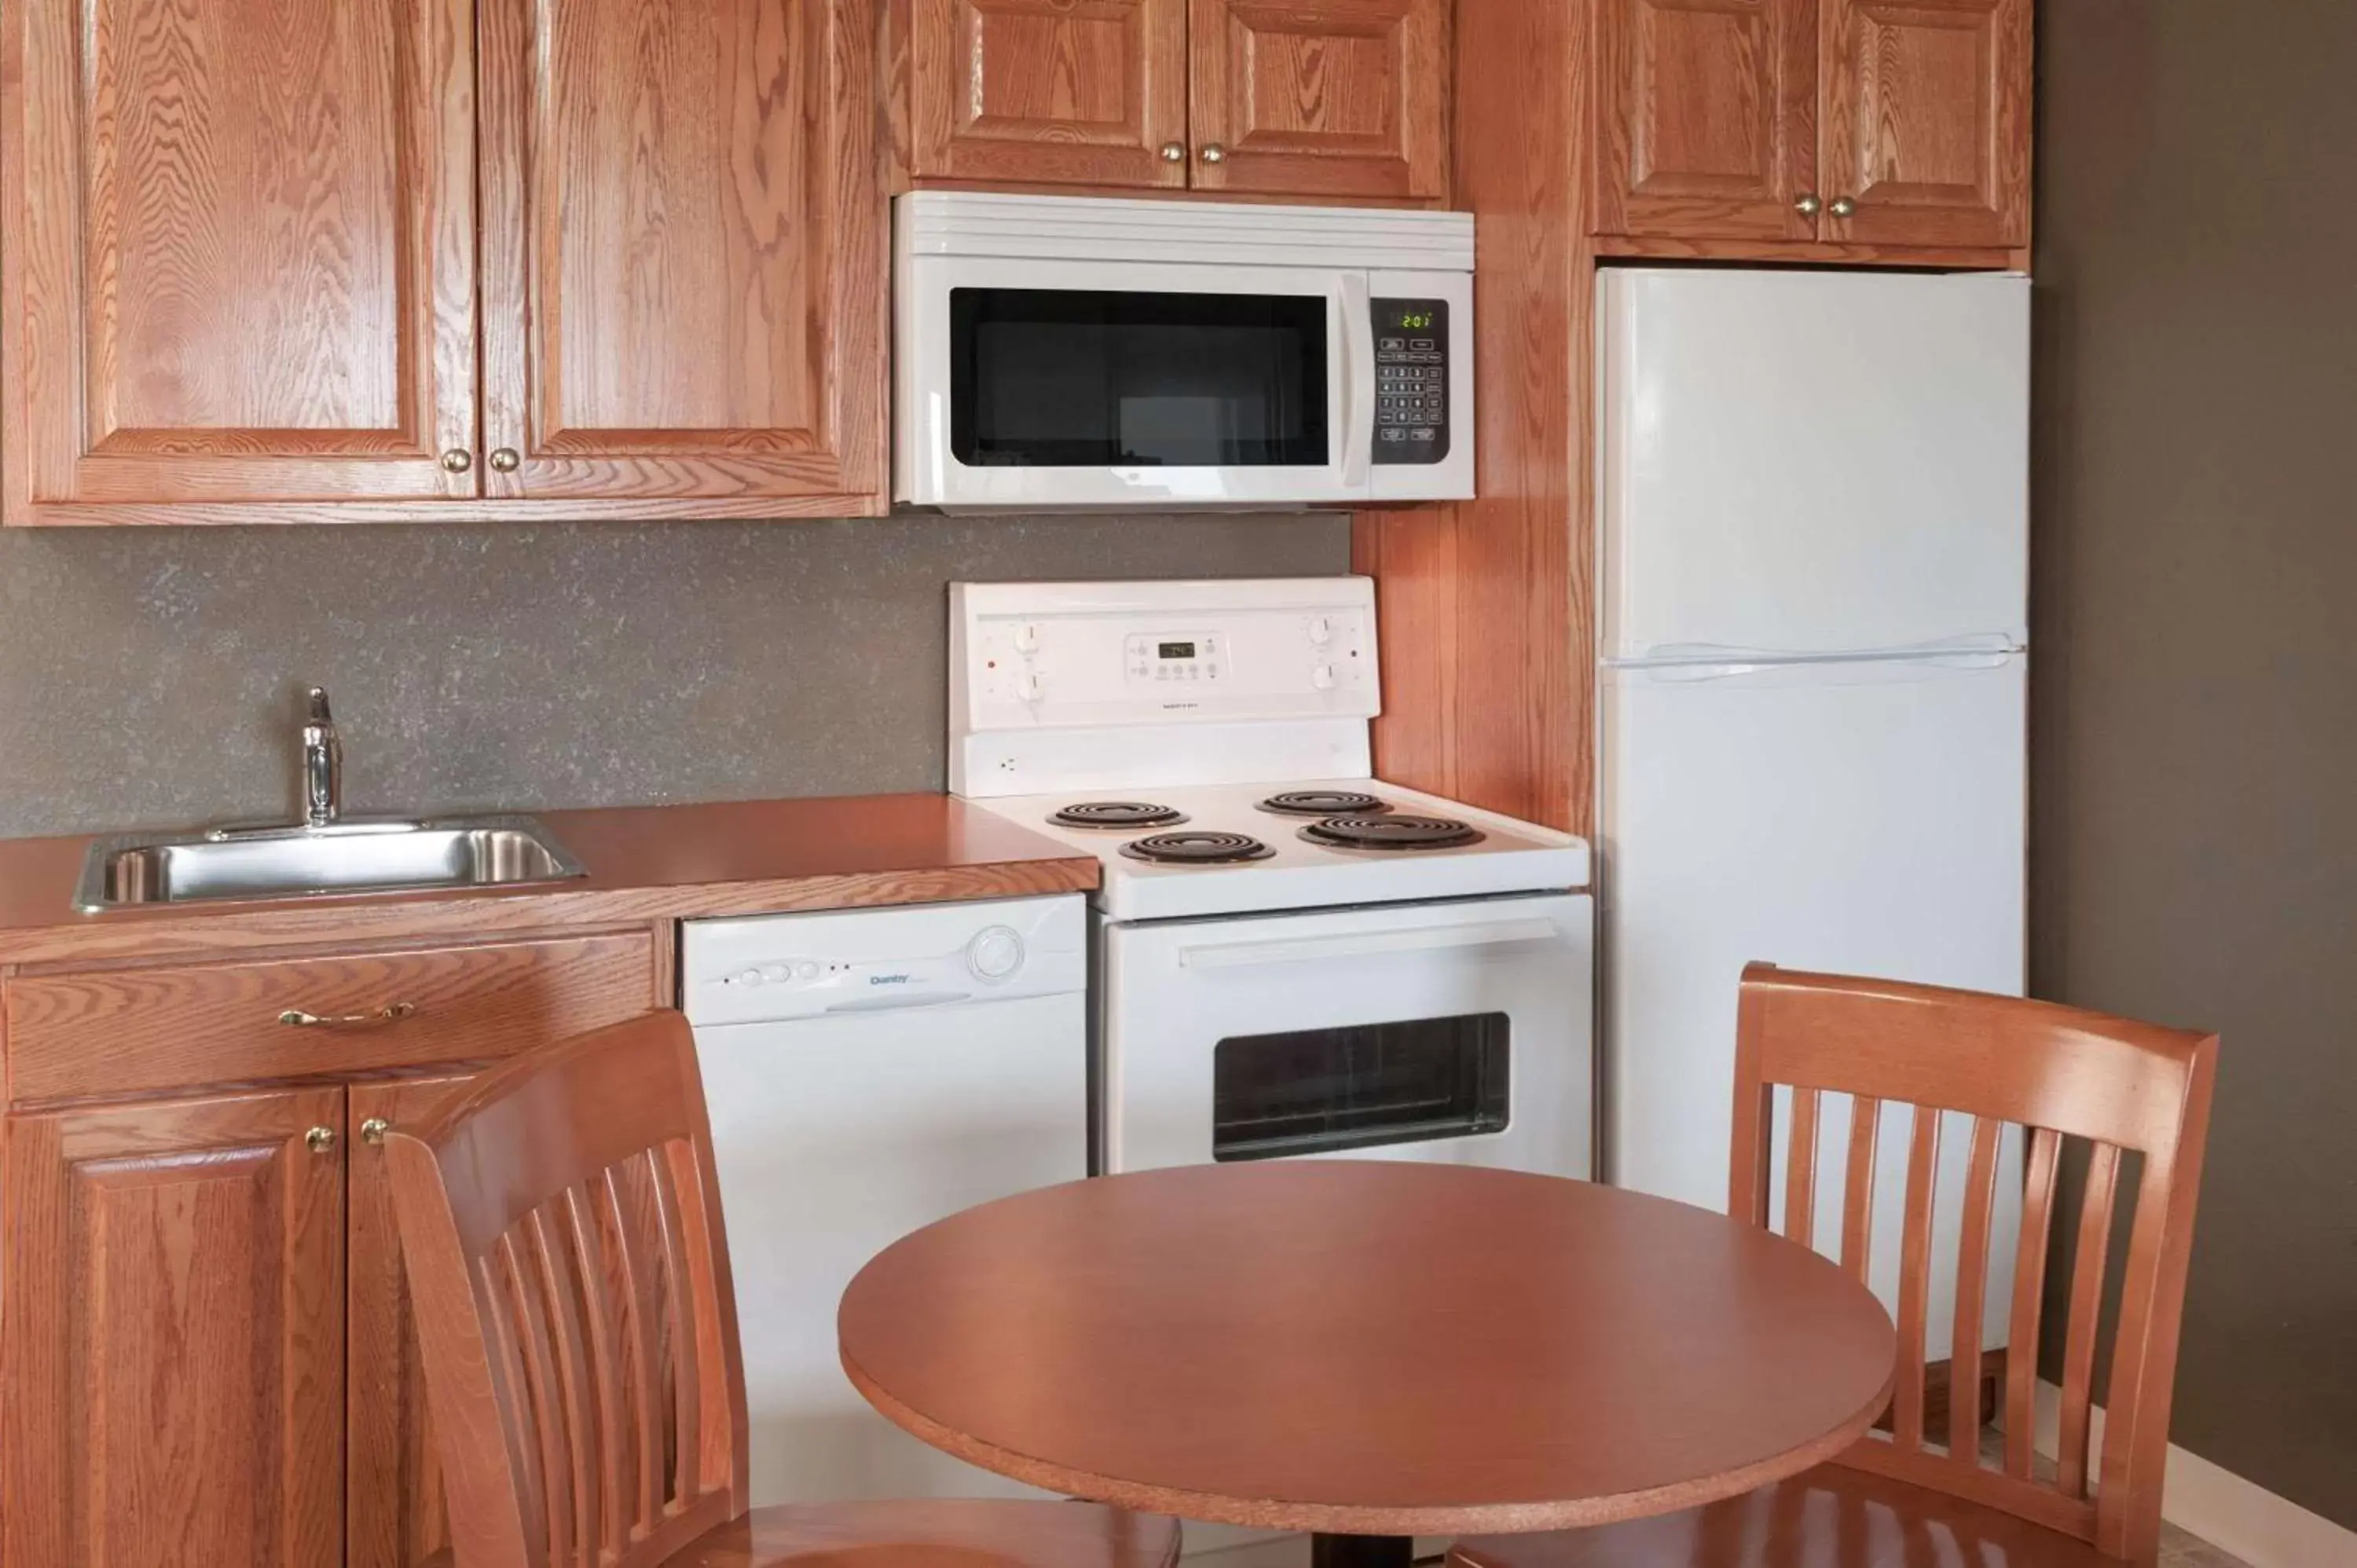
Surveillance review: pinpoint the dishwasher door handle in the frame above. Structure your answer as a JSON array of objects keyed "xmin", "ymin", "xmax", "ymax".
[{"xmin": 823, "ymin": 990, "xmax": 975, "ymax": 1013}]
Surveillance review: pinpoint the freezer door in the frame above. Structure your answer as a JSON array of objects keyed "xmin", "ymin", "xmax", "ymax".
[
  {"xmin": 1597, "ymin": 268, "xmax": 2029, "ymax": 658},
  {"xmin": 1600, "ymin": 654, "xmax": 2025, "ymax": 1355}
]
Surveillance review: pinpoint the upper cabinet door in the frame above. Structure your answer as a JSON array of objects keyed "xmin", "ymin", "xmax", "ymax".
[
  {"xmin": 1187, "ymin": 0, "xmax": 1450, "ymax": 200},
  {"xmin": 1594, "ymin": 0, "xmax": 1820, "ymax": 241},
  {"xmin": 2, "ymin": 1086, "xmax": 347, "ymax": 1568},
  {"xmin": 909, "ymin": 0, "xmax": 1191, "ymax": 189},
  {"xmin": 1819, "ymin": 0, "xmax": 2032, "ymax": 247},
  {"xmin": 5, "ymin": 0, "xmax": 478, "ymax": 519},
  {"xmin": 477, "ymin": 0, "xmax": 885, "ymax": 509}
]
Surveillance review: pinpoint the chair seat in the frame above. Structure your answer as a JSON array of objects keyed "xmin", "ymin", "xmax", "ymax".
[
  {"xmin": 663, "ymin": 1500, "xmax": 1183, "ymax": 1568},
  {"xmin": 1450, "ymin": 1463, "xmax": 2119, "ymax": 1568}
]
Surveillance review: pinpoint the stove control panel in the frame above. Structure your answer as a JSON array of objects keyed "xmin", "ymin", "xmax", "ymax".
[{"xmin": 953, "ymin": 580, "xmax": 1380, "ymax": 732}]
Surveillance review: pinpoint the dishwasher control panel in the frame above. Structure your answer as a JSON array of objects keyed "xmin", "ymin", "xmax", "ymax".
[{"xmin": 682, "ymin": 895, "xmax": 1085, "ymax": 1028}]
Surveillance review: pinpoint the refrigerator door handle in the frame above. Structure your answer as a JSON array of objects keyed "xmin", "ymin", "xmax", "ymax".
[{"xmin": 1604, "ymin": 634, "xmax": 2025, "ymax": 683}]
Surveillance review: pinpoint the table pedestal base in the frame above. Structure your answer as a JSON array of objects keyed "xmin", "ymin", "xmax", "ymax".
[{"xmin": 1311, "ymin": 1534, "xmax": 1414, "ymax": 1568}]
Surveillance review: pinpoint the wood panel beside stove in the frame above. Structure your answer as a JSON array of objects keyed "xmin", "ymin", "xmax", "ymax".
[
  {"xmin": 1353, "ymin": 1, "xmax": 2035, "ymax": 840},
  {"xmin": 1354, "ymin": 0, "xmax": 1596, "ymax": 837}
]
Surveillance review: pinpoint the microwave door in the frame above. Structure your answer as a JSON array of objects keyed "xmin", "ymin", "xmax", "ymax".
[{"xmin": 897, "ymin": 255, "xmax": 1362, "ymax": 510}]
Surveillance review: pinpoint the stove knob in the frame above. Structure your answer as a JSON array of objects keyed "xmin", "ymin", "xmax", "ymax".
[
  {"xmin": 1312, "ymin": 663, "xmax": 1337, "ymax": 691},
  {"xmin": 1308, "ymin": 616, "xmax": 1333, "ymax": 646},
  {"xmin": 1014, "ymin": 623, "xmax": 1041, "ymax": 653},
  {"xmin": 1017, "ymin": 671, "xmax": 1046, "ymax": 702},
  {"xmin": 966, "ymin": 925, "xmax": 1025, "ymax": 983}
]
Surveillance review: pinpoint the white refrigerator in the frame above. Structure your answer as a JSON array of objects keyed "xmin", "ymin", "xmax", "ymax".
[{"xmin": 1596, "ymin": 267, "xmax": 2029, "ymax": 1362}]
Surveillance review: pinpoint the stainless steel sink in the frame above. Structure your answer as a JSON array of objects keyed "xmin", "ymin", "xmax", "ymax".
[{"xmin": 75, "ymin": 816, "xmax": 588, "ymax": 913}]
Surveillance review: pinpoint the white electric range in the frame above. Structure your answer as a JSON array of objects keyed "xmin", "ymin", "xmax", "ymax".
[{"xmin": 951, "ymin": 577, "xmax": 1595, "ymax": 1180}]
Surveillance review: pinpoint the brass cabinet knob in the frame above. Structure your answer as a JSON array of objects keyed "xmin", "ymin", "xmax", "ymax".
[
  {"xmin": 1828, "ymin": 196, "xmax": 1857, "ymax": 218},
  {"xmin": 1794, "ymin": 192, "xmax": 1823, "ymax": 216},
  {"xmin": 1160, "ymin": 141, "xmax": 1186, "ymax": 163},
  {"xmin": 489, "ymin": 447, "xmax": 521, "ymax": 473},
  {"xmin": 439, "ymin": 449, "xmax": 473, "ymax": 474},
  {"xmin": 306, "ymin": 1126, "xmax": 338, "ymax": 1155},
  {"xmin": 1200, "ymin": 144, "xmax": 1226, "ymax": 165},
  {"xmin": 359, "ymin": 1117, "xmax": 392, "ymax": 1146}
]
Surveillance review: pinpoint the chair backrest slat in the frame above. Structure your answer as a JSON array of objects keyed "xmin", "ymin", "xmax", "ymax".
[
  {"xmin": 386, "ymin": 1012, "xmax": 750, "ymax": 1568},
  {"xmin": 1948, "ymin": 1115, "xmax": 2003, "ymax": 1460},
  {"xmin": 1840, "ymin": 1094, "xmax": 1882, "ymax": 1283},
  {"xmin": 1890, "ymin": 1106, "xmax": 1943, "ymax": 1450},
  {"xmin": 2003, "ymin": 1125, "xmax": 2064, "ymax": 1478},
  {"xmin": 1726, "ymin": 965, "xmax": 2216, "ymax": 1565},
  {"xmin": 559, "ymin": 1183, "xmax": 634, "ymax": 1556},
  {"xmin": 2057, "ymin": 1140, "xmax": 2124, "ymax": 1499},
  {"xmin": 1783, "ymin": 1086, "xmax": 1821, "ymax": 1250}
]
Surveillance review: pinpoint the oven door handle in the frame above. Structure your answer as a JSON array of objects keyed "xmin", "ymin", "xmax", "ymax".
[
  {"xmin": 1178, "ymin": 917, "xmax": 1562, "ymax": 971},
  {"xmin": 1338, "ymin": 273, "xmax": 1375, "ymax": 490}
]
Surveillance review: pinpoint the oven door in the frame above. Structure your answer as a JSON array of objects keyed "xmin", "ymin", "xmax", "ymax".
[
  {"xmin": 1101, "ymin": 893, "xmax": 1593, "ymax": 1177},
  {"xmin": 896, "ymin": 255, "xmax": 1373, "ymax": 509}
]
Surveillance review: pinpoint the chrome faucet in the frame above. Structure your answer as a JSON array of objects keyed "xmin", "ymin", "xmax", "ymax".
[{"xmin": 300, "ymin": 687, "xmax": 343, "ymax": 830}]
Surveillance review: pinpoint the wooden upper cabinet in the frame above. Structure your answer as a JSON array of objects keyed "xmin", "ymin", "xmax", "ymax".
[
  {"xmin": 1819, "ymin": 0, "xmax": 2032, "ymax": 247},
  {"xmin": 909, "ymin": 0, "xmax": 1191, "ymax": 189},
  {"xmin": 476, "ymin": 0, "xmax": 885, "ymax": 507},
  {"xmin": 4, "ymin": 0, "xmax": 478, "ymax": 518},
  {"xmin": 2, "ymin": 1086, "xmax": 347, "ymax": 1568},
  {"xmin": 1188, "ymin": 0, "xmax": 1450, "ymax": 200},
  {"xmin": 1594, "ymin": 0, "xmax": 1820, "ymax": 240}
]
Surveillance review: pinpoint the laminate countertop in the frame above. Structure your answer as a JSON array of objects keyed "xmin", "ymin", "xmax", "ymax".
[{"xmin": 0, "ymin": 794, "xmax": 1099, "ymax": 966}]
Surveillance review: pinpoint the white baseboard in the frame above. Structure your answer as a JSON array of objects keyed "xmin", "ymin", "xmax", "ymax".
[{"xmin": 2024, "ymin": 1379, "xmax": 2357, "ymax": 1568}]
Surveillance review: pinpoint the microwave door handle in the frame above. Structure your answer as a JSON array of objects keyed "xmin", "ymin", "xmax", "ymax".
[
  {"xmin": 1339, "ymin": 275, "xmax": 1374, "ymax": 489},
  {"xmin": 1178, "ymin": 918, "xmax": 1562, "ymax": 971}
]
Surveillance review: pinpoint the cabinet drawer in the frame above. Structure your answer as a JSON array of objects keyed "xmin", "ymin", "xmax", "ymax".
[{"xmin": 5, "ymin": 932, "xmax": 662, "ymax": 1103}]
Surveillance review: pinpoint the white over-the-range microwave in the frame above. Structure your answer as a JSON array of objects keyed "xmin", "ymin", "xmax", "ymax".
[{"xmin": 893, "ymin": 192, "xmax": 1475, "ymax": 511}]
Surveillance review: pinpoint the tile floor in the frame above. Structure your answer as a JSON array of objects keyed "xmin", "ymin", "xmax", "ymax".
[{"xmin": 2159, "ymin": 1522, "xmax": 2255, "ymax": 1568}]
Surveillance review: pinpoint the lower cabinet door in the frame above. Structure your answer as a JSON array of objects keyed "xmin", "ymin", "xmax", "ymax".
[
  {"xmin": 346, "ymin": 1072, "xmax": 479, "ymax": 1568},
  {"xmin": 2, "ymin": 1085, "xmax": 348, "ymax": 1568}
]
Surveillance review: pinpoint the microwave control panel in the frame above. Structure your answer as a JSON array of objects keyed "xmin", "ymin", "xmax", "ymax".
[{"xmin": 1373, "ymin": 299, "xmax": 1450, "ymax": 464}]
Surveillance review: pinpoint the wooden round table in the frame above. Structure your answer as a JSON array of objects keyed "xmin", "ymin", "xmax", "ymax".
[{"xmin": 838, "ymin": 1163, "xmax": 1896, "ymax": 1568}]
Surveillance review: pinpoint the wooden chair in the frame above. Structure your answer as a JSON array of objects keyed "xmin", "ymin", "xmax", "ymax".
[
  {"xmin": 1452, "ymin": 965, "xmax": 2217, "ymax": 1568},
  {"xmin": 383, "ymin": 1009, "xmax": 1182, "ymax": 1568}
]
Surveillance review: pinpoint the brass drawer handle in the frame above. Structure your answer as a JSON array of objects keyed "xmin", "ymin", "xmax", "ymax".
[
  {"xmin": 278, "ymin": 1002, "xmax": 418, "ymax": 1029},
  {"xmin": 359, "ymin": 1116, "xmax": 393, "ymax": 1145},
  {"xmin": 306, "ymin": 1126, "xmax": 338, "ymax": 1155}
]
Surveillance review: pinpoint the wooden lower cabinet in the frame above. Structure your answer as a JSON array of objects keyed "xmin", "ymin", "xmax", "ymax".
[
  {"xmin": 0, "ymin": 925, "xmax": 662, "ymax": 1566},
  {"xmin": 346, "ymin": 1072, "xmax": 478, "ymax": 1568},
  {"xmin": 2, "ymin": 1085, "xmax": 350, "ymax": 1568}
]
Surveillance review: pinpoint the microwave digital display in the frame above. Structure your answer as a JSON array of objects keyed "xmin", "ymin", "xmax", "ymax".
[{"xmin": 1158, "ymin": 641, "xmax": 1197, "ymax": 659}]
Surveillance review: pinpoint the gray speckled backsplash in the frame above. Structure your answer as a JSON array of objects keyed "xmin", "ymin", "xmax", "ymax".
[{"xmin": 0, "ymin": 513, "xmax": 1349, "ymax": 841}]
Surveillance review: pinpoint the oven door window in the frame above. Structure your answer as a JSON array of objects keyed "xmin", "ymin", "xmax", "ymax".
[
  {"xmin": 951, "ymin": 288, "xmax": 1329, "ymax": 468},
  {"xmin": 1211, "ymin": 1014, "xmax": 1510, "ymax": 1162}
]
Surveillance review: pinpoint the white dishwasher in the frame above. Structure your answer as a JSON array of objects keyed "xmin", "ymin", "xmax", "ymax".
[{"xmin": 682, "ymin": 893, "xmax": 1087, "ymax": 1506}]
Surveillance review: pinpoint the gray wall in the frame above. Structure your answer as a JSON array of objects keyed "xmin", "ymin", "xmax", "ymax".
[
  {"xmin": 0, "ymin": 515, "xmax": 1349, "ymax": 841},
  {"xmin": 2033, "ymin": 1, "xmax": 2357, "ymax": 1527}
]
